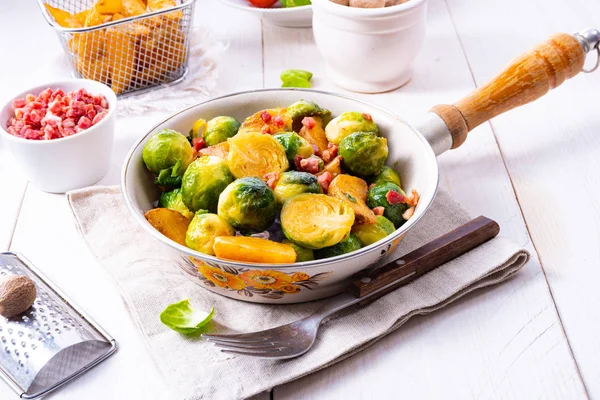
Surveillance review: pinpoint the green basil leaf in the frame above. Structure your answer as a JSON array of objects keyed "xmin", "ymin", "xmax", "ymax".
[
  {"xmin": 160, "ymin": 299, "xmax": 214, "ymax": 334},
  {"xmin": 281, "ymin": 69, "xmax": 313, "ymax": 81},
  {"xmin": 282, "ymin": 77, "xmax": 311, "ymax": 88}
]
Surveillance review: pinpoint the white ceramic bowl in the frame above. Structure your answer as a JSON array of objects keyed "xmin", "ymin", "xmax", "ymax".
[
  {"xmin": 311, "ymin": 0, "xmax": 427, "ymax": 93},
  {"xmin": 122, "ymin": 89, "xmax": 438, "ymax": 304},
  {"xmin": 0, "ymin": 80, "xmax": 117, "ymax": 193},
  {"xmin": 219, "ymin": 0, "xmax": 312, "ymax": 28}
]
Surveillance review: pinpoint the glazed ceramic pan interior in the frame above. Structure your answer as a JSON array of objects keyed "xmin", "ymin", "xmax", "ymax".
[{"xmin": 122, "ymin": 88, "xmax": 439, "ymax": 269}]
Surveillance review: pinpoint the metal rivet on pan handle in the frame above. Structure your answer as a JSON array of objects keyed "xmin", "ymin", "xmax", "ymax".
[{"xmin": 574, "ymin": 28, "xmax": 600, "ymax": 73}]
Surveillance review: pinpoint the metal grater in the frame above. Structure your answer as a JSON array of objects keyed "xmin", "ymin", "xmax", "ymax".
[{"xmin": 0, "ymin": 252, "xmax": 116, "ymax": 399}]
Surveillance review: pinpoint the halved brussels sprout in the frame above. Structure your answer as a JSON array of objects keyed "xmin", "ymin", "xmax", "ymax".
[
  {"xmin": 238, "ymin": 108, "xmax": 292, "ymax": 135},
  {"xmin": 273, "ymin": 171, "xmax": 322, "ymax": 205},
  {"xmin": 274, "ymin": 132, "xmax": 314, "ymax": 164},
  {"xmin": 142, "ymin": 129, "xmax": 195, "ymax": 181},
  {"xmin": 189, "ymin": 119, "xmax": 207, "ymax": 139},
  {"xmin": 227, "ymin": 131, "xmax": 289, "ymax": 179},
  {"xmin": 314, "ymin": 233, "xmax": 362, "ymax": 259},
  {"xmin": 327, "ymin": 174, "xmax": 376, "ymax": 224},
  {"xmin": 286, "ymin": 100, "xmax": 331, "ymax": 126},
  {"xmin": 282, "ymin": 240, "xmax": 315, "ymax": 262},
  {"xmin": 185, "ymin": 212, "xmax": 235, "ymax": 255},
  {"xmin": 181, "ymin": 156, "xmax": 234, "ymax": 213},
  {"xmin": 352, "ymin": 215, "xmax": 395, "ymax": 246},
  {"xmin": 217, "ymin": 177, "xmax": 277, "ymax": 233},
  {"xmin": 370, "ymin": 166, "xmax": 402, "ymax": 188},
  {"xmin": 204, "ymin": 116, "xmax": 240, "ymax": 146},
  {"xmin": 367, "ymin": 182, "xmax": 409, "ymax": 228},
  {"xmin": 339, "ymin": 132, "xmax": 388, "ymax": 177},
  {"xmin": 325, "ymin": 112, "xmax": 378, "ymax": 145},
  {"xmin": 159, "ymin": 188, "xmax": 194, "ymax": 219},
  {"xmin": 281, "ymin": 193, "xmax": 355, "ymax": 249}
]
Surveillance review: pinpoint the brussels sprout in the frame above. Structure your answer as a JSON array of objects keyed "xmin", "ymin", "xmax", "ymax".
[
  {"xmin": 159, "ymin": 188, "xmax": 194, "ymax": 219},
  {"xmin": 185, "ymin": 212, "xmax": 235, "ymax": 255},
  {"xmin": 282, "ymin": 240, "xmax": 315, "ymax": 262},
  {"xmin": 181, "ymin": 156, "xmax": 234, "ymax": 213},
  {"xmin": 281, "ymin": 193, "xmax": 355, "ymax": 249},
  {"xmin": 273, "ymin": 171, "xmax": 322, "ymax": 205},
  {"xmin": 339, "ymin": 132, "xmax": 388, "ymax": 177},
  {"xmin": 203, "ymin": 116, "xmax": 240, "ymax": 146},
  {"xmin": 367, "ymin": 182, "xmax": 409, "ymax": 228},
  {"xmin": 370, "ymin": 166, "xmax": 402, "ymax": 188},
  {"xmin": 325, "ymin": 112, "xmax": 378, "ymax": 144},
  {"xmin": 314, "ymin": 233, "xmax": 362, "ymax": 259},
  {"xmin": 227, "ymin": 131, "xmax": 289, "ymax": 179},
  {"xmin": 189, "ymin": 119, "xmax": 207, "ymax": 139},
  {"xmin": 352, "ymin": 215, "xmax": 395, "ymax": 246},
  {"xmin": 274, "ymin": 132, "xmax": 314, "ymax": 164},
  {"xmin": 142, "ymin": 129, "xmax": 195, "ymax": 181},
  {"xmin": 286, "ymin": 100, "xmax": 331, "ymax": 125},
  {"xmin": 217, "ymin": 177, "xmax": 277, "ymax": 233}
]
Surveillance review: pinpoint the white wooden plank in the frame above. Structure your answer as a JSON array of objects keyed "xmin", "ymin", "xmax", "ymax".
[
  {"xmin": 0, "ymin": 149, "xmax": 27, "ymax": 251},
  {"xmin": 264, "ymin": 0, "xmax": 586, "ymax": 398},
  {"xmin": 0, "ymin": 0, "xmax": 263, "ymax": 399},
  {"xmin": 445, "ymin": 0, "xmax": 600, "ymax": 396}
]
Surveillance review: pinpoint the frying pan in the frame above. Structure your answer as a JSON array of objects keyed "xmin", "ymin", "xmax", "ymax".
[{"xmin": 122, "ymin": 30, "xmax": 600, "ymax": 304}]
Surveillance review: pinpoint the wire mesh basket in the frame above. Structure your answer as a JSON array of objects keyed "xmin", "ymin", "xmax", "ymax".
[{"xmin": 37, "ymin": 0, "xmax": 197, "ymax": 97}]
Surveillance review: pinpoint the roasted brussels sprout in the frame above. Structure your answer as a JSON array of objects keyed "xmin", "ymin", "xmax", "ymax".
[
  {"xmin": 367, "ymin": 182, "xmax": 409, "ymax": 228},
  {"xmin": 282, "ymin": 240, "xmax": 315, "ymax": 262},
  {"xmin": 185, "ymin": 212, "xmax": 235, "ymax": 255},
  {"xmin": 189, "ymin": 119, "xmax": 207, "ymax": 139},
  {"xmin": 339, "ymin": 132, "xmax": 388, "ymax": 177},
  {"xmin": 352, "ymin": 215, "xmax": 395, "ymax": 246},
  {"xmin": 159, "ymin": 188, "xmax": 194, "ymax": 219},
  {"xmin": 274, "ymin": 132, "xmax": 314, "ymax": 164},
  {"xmin": 203, "ymin": 116, "xmax": 240, "ymax": 146},
  {"xmin": 217, "ymin": 177, "xmax": 277, "ymax": 233},
  {"xmin": 142, "ymin": 129, "xmax": 195, "ymax": 180},
  {"xmin": 370, "ymin": 166, "xmax": 402, "ymax": 188},
  {"xmin": 227, "ymin": 131, "xmax": 289, "ymax": 179},
  {"xmin": 314, "ymin": 233, "xmax": 362, "ymax": 259},
  {"xmin": 281, "ymin": 193, "xmax": 355, "ymax": 249},
  {"xmin": 238, "ymin": 108, "xmax": 292, "ymax": 136},
  {"xmin": 286, "ymin": 100, "xmax": 331, "ymax": 126},
  {"xmin": 181, "ymin": 156, "xmax": 234, "ymax": 213},
  {"xmin": 273, "ymin": 171, "xmax": 322, "ymax": 205},
  {"xmin": 325, "ymin": 112, "xmax": 378, "ymax": 145}
]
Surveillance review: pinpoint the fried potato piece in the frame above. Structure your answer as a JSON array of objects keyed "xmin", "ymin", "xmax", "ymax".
[
  {"xmin": 105, "ymin": 27, "xmax": 137, "ymax": 94},
  {"xmin": 198, "ymin": 141, "xmax": 230, "ymax": 159},
  {"xmin": 121, "ymin": 0, "xmax": 147, "ymax": 16},
  {"xmin": 69, "ymin": 30, "xmax": 106, "ymax": 62},
  {"xmin": 74, "ymin": 9, "xmax": 91, "ymax": 26},
  {"xmin": 213, "ymin": 237, "xmax": 297, "ymax": 264},
  {"xmin": 45, "ymin": 4, "xmax": 82, "ymax": 28},
  {"xmin": 298, "ymin": 116, "xmax": 328, "ymax": 153},
  {"xmin": 327, "ymin": 174, "xmax": 376, "ymax": 224},
  {"xmin": 75, "ymin": 55, "xmax": 111, "ymax": 82},
  {"xmin": 144, "ymin": 208, "xmax": 191, "ymax": 246},
  {"xmin": 316, "ymin": 155, "xmax": 342, "ymax": 179},
  {"xmin": 148, "ymin": 0, "xmax": 183, "ymax": 21},
  {"xmin": 238, "ymin": 108, "xmax": 293, "ymax": 136}
]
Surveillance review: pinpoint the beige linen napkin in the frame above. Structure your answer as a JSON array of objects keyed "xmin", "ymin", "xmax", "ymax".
[{"xmin": 67, "ymin": 186, "xmax": 529, "ymax": 400}]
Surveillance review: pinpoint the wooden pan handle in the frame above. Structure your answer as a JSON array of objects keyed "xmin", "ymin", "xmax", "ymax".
[
  {"xmin": 431, "ymin": 33, "xmax": 585, "ymax": 149},
  {"xmin": 348, "ymin": 216, "xmax": 500, "ymax": 304}
]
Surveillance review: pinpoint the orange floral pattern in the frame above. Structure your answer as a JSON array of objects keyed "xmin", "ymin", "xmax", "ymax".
[{"xmin": 181, "ymin": 257, "xmax": 332, "ymax": 300}]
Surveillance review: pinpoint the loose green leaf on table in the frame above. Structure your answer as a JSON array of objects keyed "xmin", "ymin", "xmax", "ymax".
[
  {"xmin": 281, "ymin": 69, "xmax": 313, "ymax": 88},
  {"xmin": 160, "ymin": 298, "xmax": 214, "ymax": 334},
  {"xmin": 281, "ymin": 0, "xmax": 312, "ymax": 7}
]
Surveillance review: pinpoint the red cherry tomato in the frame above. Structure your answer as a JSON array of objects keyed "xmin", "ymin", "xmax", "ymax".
[{"xmin": 248, "ymin": 0, "xmax": 277, "ymax": 8}]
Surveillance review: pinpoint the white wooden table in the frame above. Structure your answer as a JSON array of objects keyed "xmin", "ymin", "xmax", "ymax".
[{"xmin": 1, "ymin": 0, "xmax": 599, "ymax": 398}]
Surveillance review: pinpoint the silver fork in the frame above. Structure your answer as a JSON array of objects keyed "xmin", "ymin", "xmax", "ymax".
[{"xmin": 203, "ymin": 216, "xmax": 499, "ymax": 359}]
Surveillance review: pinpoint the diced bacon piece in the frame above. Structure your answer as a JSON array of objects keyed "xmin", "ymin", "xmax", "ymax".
[
  {"xmin": 402, "ymin": 207, "xmax": 415, "ymax": 220},
  {"xmin": 369, "ymin": 183, "xmax": 376, "ymax": 190},
  {"xmin": 385, "ymin": 190, "xmax": 406, "ymax": 205},
  {"xmin": 302, "ymin": 117, "xmax": 315, "ymax": 129},
  {"xmin": 362, "ymin": 113, "xmax": 373, "ymax": 121},
  {"xmin": 261, "ymin": 125, "xmax": 271, "ymax": 134},
  {"xmin": 407, "ymin": 189, "xmax": 420, "ymax": 207},
  {"xmin": 25, "ymin": 94, "xmax": 35, "ymax": 102},
  {"xmin": 300, "ymin": 157, "xmax": 320, "ymax": 174},
  {"xmin": 77, "ymin": 116, "xmax": 92, "ymax": 130},
  {"xmin": 273, "ymin": 115, "xmax": 284, "ymax": 127},
  {"xmin": 12, "ymin": 99, "xmax": 26, "ymax": 109},
  {"xmin": 311, "ymin": 144, "xmax": 320, "ymax": 156},
  {"xmin": 14, "ymin": 108, "xmax": 24, "ymax": 119},
  {"xmin": 31, "ymin": 101, "xmax": 44, "ymax": 110},
  {"xmin": 318, "ymin": 172, "xmax": 333, "ymax": 192},
  {"xmin": 294, "ymin": 155, "xmax": 304, "ymax": 170},
  {"xmin": 92, "ymin": 111, "xmax": 107, "ymax": 125},
  {"xmin": 373, "ymin": 206, "xmax": 385, "ymax": 216},
  {"xmin": 192, "ymin": 137, "xmax": 205, "ymax": 151},
  {"xmin": 322, "ymin": 144, "xmax": 338, "ymax": 163},
  {"xmin": 264, "ymin": 172, "xmax": 280, "ymax": 189},
  {"xmin": 48, "ymin": 100, "xmax": 62, "ymax": 115},
  {"xmin": 62, "ymin": 118, "xmax": 76, "ymax": 129},
  {"xmin": 261, "ymin": 110, "xmax": 272, "ymax": 123}
]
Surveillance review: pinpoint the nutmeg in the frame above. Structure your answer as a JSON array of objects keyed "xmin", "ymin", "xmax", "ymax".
[{"xmin": 0, "ymin": 275, "xmax": 37, "ymax": 318}]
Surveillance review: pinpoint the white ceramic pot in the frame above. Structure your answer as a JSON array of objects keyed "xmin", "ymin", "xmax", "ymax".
[
  {"xmin": 0, "ymin": 80, "xmax": 117, "ymax": 193},
  {"xmin": 311, "ymin": 0, "xmax": 427, "ymax": 93}
]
